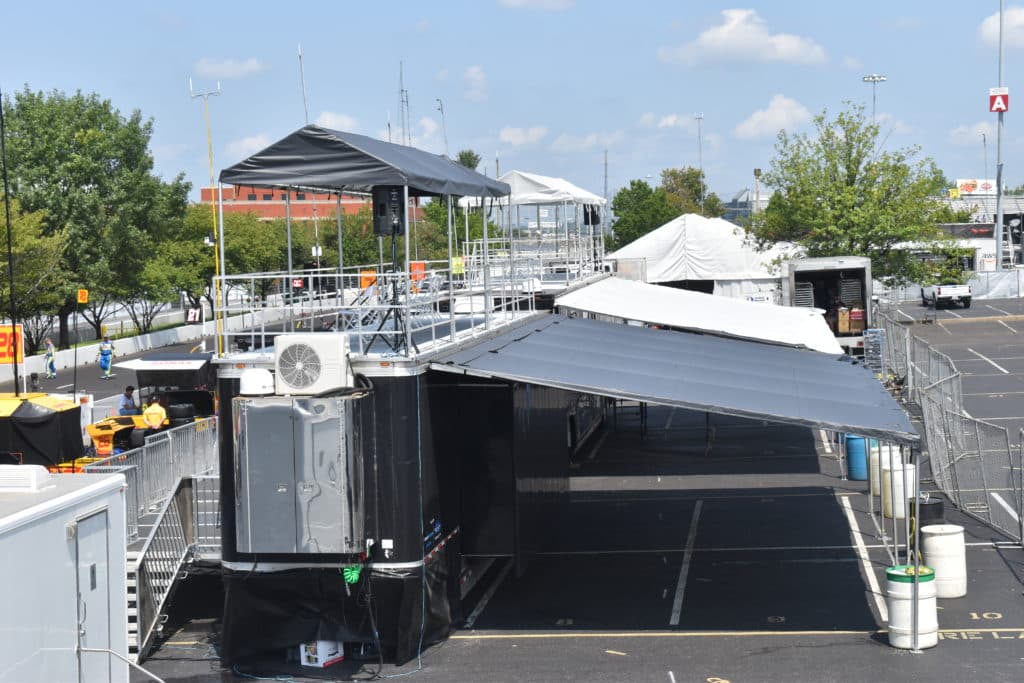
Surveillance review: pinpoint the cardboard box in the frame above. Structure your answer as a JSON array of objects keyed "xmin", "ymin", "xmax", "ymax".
[
  {"xmin": 849, "ymin": 308, "xmax": 865, "ymax": 333},
  {"xmin": 837, "ymin": 307, "xmax": 850, "ymax": 334},
  {"xmin": 300, "ymin": 640, "xmax": 344, "ymax": 668}
]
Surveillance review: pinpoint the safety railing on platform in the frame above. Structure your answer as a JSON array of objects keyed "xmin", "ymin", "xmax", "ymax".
[
  {"xmin": 877, "ymin": 310, "xmax": 1023, "ymax": 543},
  {"xmin": 192, "ymin": 475, "xmax": 221, "ymax": 561},
  {"xmin": 83, "ymin": 418, "xmax": 218, "ymax": 542}
]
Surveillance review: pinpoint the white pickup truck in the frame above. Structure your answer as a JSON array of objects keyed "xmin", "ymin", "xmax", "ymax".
[{"xmin": 921, "ymin": 282, "xmax": 972, "ymax": 309}]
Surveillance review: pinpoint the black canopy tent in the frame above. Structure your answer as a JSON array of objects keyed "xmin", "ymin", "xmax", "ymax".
[{"xmin": 216, "ymin": 125, "xmax": 511, "ymax": 352}]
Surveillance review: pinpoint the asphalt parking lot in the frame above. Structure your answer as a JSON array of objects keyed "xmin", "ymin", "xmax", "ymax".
[
  {"xmin": 140, "ymin": 407, "xmax": 1024, "ymax": 683},
  {"xmin": 892, "ymin": 296, "xmax": 1024, "ymax": 442}
]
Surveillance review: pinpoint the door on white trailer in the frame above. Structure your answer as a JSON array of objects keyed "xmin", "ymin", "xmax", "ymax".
[{"xmin": 75, "ymin": 510, "xmax": 111, "ymax": 683}]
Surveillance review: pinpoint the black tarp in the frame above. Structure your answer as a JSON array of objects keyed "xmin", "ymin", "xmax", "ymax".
[
  {"xmin": 219, "ymin": 125, "xmax": 510, "ymax": 198},
  {"xmin": 431, "ymin": 315, "xmax": 918, "ymax": 444},
  {"xmin": 0, "ymin": 401, "xmax": 83, "ymax": 467}
]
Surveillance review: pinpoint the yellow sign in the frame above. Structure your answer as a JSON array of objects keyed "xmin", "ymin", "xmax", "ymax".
[
  {"xmin": 451, "ymin": 256, "xmax": 465, "ymax": 276},
  {"xmin": 77, "ymin": 289, "xmax": 89, "ymax": 304},
  {"xmin": 0, "ymin": 324, "xmax": 24, "ymax": 365}
]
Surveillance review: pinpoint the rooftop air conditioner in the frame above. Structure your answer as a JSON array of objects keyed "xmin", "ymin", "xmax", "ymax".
[{"xmin": 275, "ymin": 333, "xmax": 352, "ymax": 396}]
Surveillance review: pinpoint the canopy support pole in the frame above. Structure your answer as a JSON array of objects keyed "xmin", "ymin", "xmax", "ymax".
[
  {"xmin": 448, "ymin": 195, "xmax": 456, "ymax": 341},
  {"xmin": 336, "ymin": 194, "xmax": 344, "ymax": 306},
  {"xmin": 285, "ymin": 192, "xmax": 294, "ymax": 332}
]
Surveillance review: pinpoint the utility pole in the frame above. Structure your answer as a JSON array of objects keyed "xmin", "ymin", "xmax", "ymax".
[
  {"xmin": 189, "ymin": 78, "xmax": 224, "ymax": 356},
  {"xmin": 436, "ymin": 99, "xmax": 449, "ymax": 157},
  {"xmin": 695, "ymin": 113, "xmax": 704, "ymax": 215},
  {"xmin": 995, "ymin": 0, "xmax": 1008, "ymax": 267}
]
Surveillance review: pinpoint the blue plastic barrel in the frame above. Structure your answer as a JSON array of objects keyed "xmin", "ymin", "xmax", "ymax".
[{"xmin": 845, "ymin": 435, "xmax": 868, "ymax": 480}]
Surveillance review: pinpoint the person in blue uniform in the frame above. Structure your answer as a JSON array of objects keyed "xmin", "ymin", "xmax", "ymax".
[
  {"xmin": 43, "ymin": 337, "xmax": 57, "ymax": 378},
  {"xmin": 97, "ymin": 336, "xmax": 114, "ymax": 379}
]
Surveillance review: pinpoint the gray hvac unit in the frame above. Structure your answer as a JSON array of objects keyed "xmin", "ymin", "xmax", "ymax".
[{"xmin": 233, "ymin": 394, "xmax": 366, "ymax": 555}]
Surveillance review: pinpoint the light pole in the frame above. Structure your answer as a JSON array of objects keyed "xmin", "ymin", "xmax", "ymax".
[
  {"xmin": 862, "ymin": 74, "xmax": 887, "ymax": 122},
  {"xmin": 695, "ymin": 112, "xmax": 704, "ymax": 215},
  {"xmin": 995, "ymin": 0, "xmax": 1007, "ymax": 267},
  {"xmin": 189, "ymin": 78, "xmax": 223, "ymax": 356}
]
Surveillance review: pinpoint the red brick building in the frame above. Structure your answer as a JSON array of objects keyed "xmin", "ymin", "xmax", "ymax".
[
  {"xmin": 199, "ymin": 186, "xmax": 371, "ymax": 220},
  {"xmin": 198, "ymin": 187, "xmax": 425, "ymax": 222}
]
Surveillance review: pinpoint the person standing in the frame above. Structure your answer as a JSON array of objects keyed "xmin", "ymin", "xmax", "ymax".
[
  {"xmin": 142, "ymin": 394, "xmax": 167, "ymax": 433},
  {"xmin": 118, "ymin": 385, "xmax": 139, "ymax": 415},
  {"xmin": 43, "ymin": 337, "xmax": 57, "ymax": 379},
  {"xmin": 97, "ymin": 335, "xmax": 114, "ymax": 380}
]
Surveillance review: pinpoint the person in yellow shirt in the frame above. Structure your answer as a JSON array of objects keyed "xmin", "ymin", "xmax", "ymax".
[{"xmin": 142, "ymin": 394, "xmax": 167, "ymax": 433}]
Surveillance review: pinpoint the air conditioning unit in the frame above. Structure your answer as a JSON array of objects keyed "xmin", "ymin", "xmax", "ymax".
[{"xmin": 275, "ymin": 333, "xmax": 351, "ymax": 395}]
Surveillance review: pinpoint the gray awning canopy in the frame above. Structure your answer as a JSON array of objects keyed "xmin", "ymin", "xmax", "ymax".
[
  {"xmin": 219, "ymin": 125, "xmax": 510, "ymax": 197},
  {"xmin": 430, "ymin": 316, "xmax": 917, "ymax": 444}
]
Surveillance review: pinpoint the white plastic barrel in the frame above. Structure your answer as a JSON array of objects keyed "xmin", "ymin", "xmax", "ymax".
[
  {"xmin": 886, "ymin": 565, "xmax": 938, "ymax": 649},
  {"xmin": 882, "ymin": 462, "xmax": 918, "ymax": 519},
  {"xmin": 921, "ymin": 524, "xmax": 967, "ymax": 598},
  {"xmin": 870, "ymin": 444, "xmax": 898, "ymax": 496}
]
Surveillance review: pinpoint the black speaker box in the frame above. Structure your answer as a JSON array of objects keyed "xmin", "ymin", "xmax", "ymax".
[{"xmin": 373, "ymin": 186, "xmax": 406, "ymax": 236}]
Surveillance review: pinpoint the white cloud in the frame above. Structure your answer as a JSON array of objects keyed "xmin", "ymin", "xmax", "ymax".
[
  {"xmin": 435, "ymin": 68, "xmax": 449, "ymax": 82},
  {"xmin": 499, "ymin": 0, "xmax": 574, "ymax": 10},
  {"xmin": 225, "ymin": 133, "xmax": 271, "ymax": 160},
  {"xmin": 638, "ymin": 112, "xmax": 697, "ymax": 132},
  {"xmin": 315, "ymin": 111, "xmax": 357, "ymax": 131},
  {"xmin": 375, "ymin": 117, "xmax": 442, "ymax": 151},
  {"xmin": 875, "ymin": 112, "xmax": 912, "ymax": 136},
  {"xmin": 979, "ymin": 7, "xmax": 1024, "ymax": 47},
  {"xmin": 949, "ymin": 121, "xmax": 997, "ymax": 145},
  {"xmin": 658, "ymin": 9, "xmax": 826, "ymax": 66},
  {"xmin": 464, "ymin": 65, "xmax": 488, "ymax": 102},
  {"xmin": 499, "ymin": 125, "xmax": 549, "ymax": 145},
  {"xmin": 419, "ymin": 117, "xmax": 440, "ymax": 138},
  {"xmin": 734, "ymin": 95, "xmax": 811, "ymax": 139},
  {"xmin": 194, "ymin": 57, "xmax": 265, "ymax": 79},
  {"xmin": 841, "ymin": 56, "xmax": 863, "ymax": 71},
  {"xmin": 415, "ymin": 18, "xmax": 431, "ymax": 32},
  {"xmin": 551, "ymin": 130, "xmax": 622, "ymax": 153}
]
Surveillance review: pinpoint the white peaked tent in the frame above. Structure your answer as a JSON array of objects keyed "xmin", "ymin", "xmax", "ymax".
[
  {"xmin": 459, "ymin": 170, "xmax": 606, "ymax": 208},
  {"xmin": 556, "ymin": 277, "xmax": 842, "ymax": 354},
  {"xmin": 608, "ymin": 213, "xmax": 802, "ymax": 300}
]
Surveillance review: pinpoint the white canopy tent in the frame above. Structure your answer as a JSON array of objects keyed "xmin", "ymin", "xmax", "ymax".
[
  {"xmin": 458, "ymin": 170, "xmax": 606, "ymax": 208},
  {"xmin": 607, "ymin": 213, "xmax": 803, "ymax": 300},
  {"xmin": 556, "ymin": 276, "xmax": 842, "ymax": 354}
]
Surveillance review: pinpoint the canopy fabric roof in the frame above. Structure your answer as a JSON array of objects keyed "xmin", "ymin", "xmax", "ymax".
[
  {"xmin": 219, "ymin": 125, "xmax": 510, "ymax": 198},
  {"xmin": 459, "ymin": 170, "xmax": 606, "ymax": 208},
  {"xmin": 607, "ymin": 213, "xmax": 802, "ymax": 283},
  {"xmin": 430, "ymin": 316, "xmax": 916, "ymax": 444},
  {"xmin": 555, "ymin": 277, "xmax": 843, "ymax": 354}
]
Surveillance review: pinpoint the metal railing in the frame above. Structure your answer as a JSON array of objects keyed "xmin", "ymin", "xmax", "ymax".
[
  {"xmin": 83, "ymin": 418, "xmax": 218, "ymax": 542},
  {"xmin": 877, "ymin": 310, "xmax": 1023, "ymax": 542}
]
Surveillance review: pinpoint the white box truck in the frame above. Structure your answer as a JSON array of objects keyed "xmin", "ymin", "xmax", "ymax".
[
  {"xmin": 0, "ymin": 466, "xmax": 128, "ymax": 683},
  {"xmin": 781, "ymin": 256, "xmax": 873, "ymax": 356}
]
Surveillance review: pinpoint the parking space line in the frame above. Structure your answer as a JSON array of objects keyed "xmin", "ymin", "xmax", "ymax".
[
  {"xmin": 819, "ymin": 429, "xmax": 833, "ymax": 454},
  {"xmin": 990, "ymin": 492, "xmax": 1021, "ymax": 523},
  {"xmin": 968, "ymin": 348, "xmax": 1010, "ymax": 373},
  {"xmin": 839, "ymin": 495, "xmax": 887, "ymax": 623},
  {"xmin": 946, "ymin": 310, "xmax": 963, "ymax": 319},
  {"xmin": 998, "ymin": 320, "xmax": 1018, "ymax": 334},
  {"xmin": 988, "ymin": 304, "xmax": 1013, "ymax": 316},
  {"xmin": 897, "ymin": 310, "xmax": 915, "ymax": 322},
  {"xmin": 937, "ymin": 322, "xmax": 954, "ymax": 335},
  {"xmin": 669, "ymin": 499, "xmax": 702, "ymax": 626},
  {"xmin": 464, "ymin": 561, "xmax": 512, "ymax": 629}
]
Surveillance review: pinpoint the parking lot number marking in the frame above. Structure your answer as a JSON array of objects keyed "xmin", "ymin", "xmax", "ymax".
[{"xmin": 970, "ymin": 612, "xmax": 1003, "ymax": 620}]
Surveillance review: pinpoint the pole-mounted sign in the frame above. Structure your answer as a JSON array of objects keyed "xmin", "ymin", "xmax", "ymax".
[{"xmin": 990, "ymin": 87, "xmax": 1009, "ymax": 113}]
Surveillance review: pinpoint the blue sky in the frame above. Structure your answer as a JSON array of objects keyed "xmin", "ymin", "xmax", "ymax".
[{"xmin": 1, "ymin": 1, "xmax": 1020, "ymax": 203}]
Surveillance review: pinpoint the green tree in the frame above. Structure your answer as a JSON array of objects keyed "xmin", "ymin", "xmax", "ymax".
[
  {"xmin": 456, "ymin": 149, "xmax": 481, "ymax": 171},
  {"xmin": 751, "ymin": 103, "xmax": 948, "ymax": 285},
  {"xmin": 2, "ymin": 87, "xmax": 190, "ymax": 345},
  {"xmin": 660, "ymin": 167, "xmax": 724, "ymax": 217},
  {"xmin": 0, "ymin": 198, "xmax": 69, "ymax": 353},
  {"xmin": 608, "ymin": 180, "xmax": 681, "ymax": 250}
]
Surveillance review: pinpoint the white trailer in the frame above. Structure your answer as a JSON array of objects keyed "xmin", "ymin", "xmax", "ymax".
[
  {"xmin": 0, "ymin": 466, "xmax": 128, "ymax": 683},
  {"xmin": 781, "ymin": 256, "xmax": 873, "ymax": 356}
]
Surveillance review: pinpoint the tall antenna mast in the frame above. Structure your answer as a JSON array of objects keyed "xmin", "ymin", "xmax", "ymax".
[
  {"xmin": 695, "ymin": 112, "xmax": 705, "ymax": 216},
  {"xmin": 398, "ymin": 62, "xmax": 411, "ymax": 146},
  {"xmin": 436, "ymin": 98, "xmax": 449, "ymax": 156},
  {"xmin": 298, "ymin": 44, "xmax": 309, "ymax": 125}
]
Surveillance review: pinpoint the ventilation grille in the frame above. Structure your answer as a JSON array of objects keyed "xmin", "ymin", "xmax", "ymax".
[
  {"xmin": 277, "ymin": 343, "xmax": 322, "ymax": 390},
  {"xmin": 0, "ymin": 465, "xmax": 52, "ymax": 492}
]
